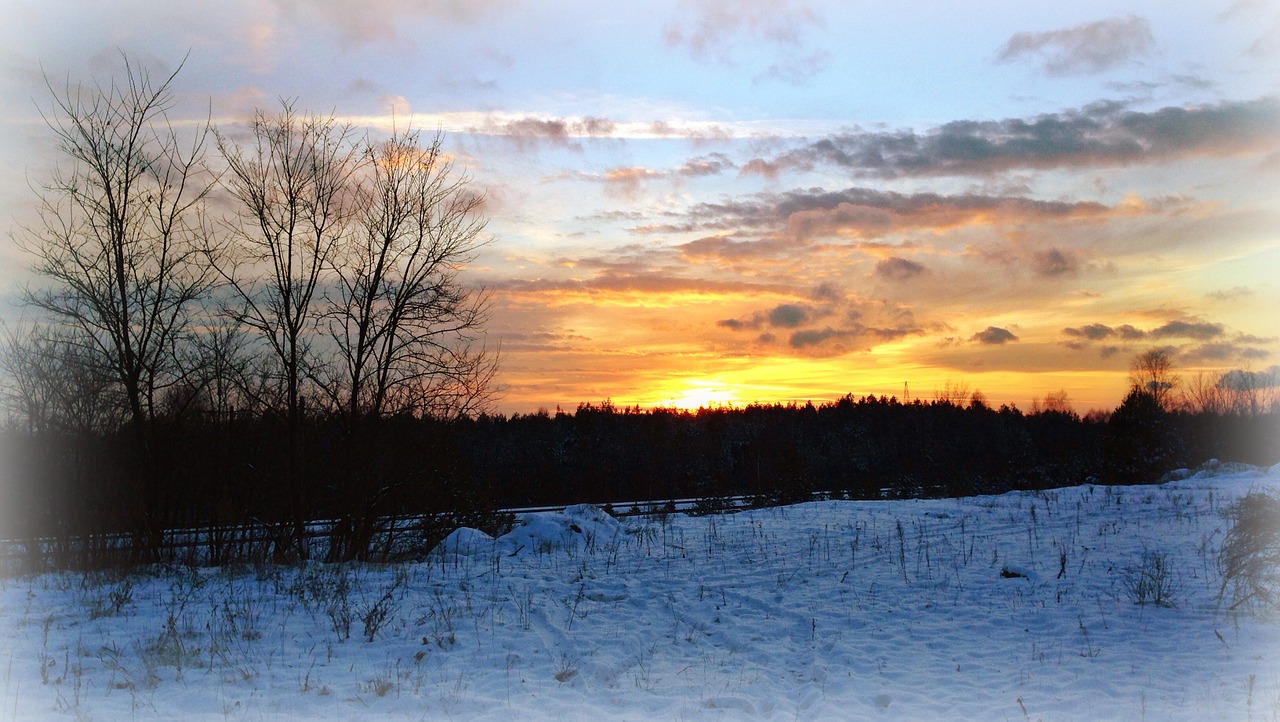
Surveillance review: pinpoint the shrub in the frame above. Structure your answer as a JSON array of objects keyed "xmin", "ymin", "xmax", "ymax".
[
  {"xmin": 1219, "ymin": 491, "xmax": 1280, "ymax": 614},
  {"xmin": 1123, "ymin": 549, "xmax": 1180, "ymax": 607}
]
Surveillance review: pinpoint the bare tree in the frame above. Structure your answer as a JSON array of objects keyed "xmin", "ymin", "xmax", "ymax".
[
  {"xmin": 933, "ymin": 380, "xmax": 972, "ymax": 407},
  {"xmin": 1179, "ymin": 371, "xmax": 1228, "ymax": 415},
  {"xmin": 0, "ymin": 322, "xmax": 122, "ymax": 436},
  {"xmin": 319, "ymin": 128, "xmax": 495, "ymax": 560},
  {"xmin": 1128, "ymin": 347, "xmax": 1179, "ymax": 410},
  {"xmin": 214, "ymin": 103, "xmax": 361, "ymax": 560},
  {"xmin": 15, "ymin": 55, "xmax": 215, "ymax": 554},
  {"xmin": 1039, "ymin": 389, "xmax": 1074, "ymax": 414},
  {"xmin": 327, "ymin": 128, "xmax": 494, "ymax": 420},
  {"xmin": 1217, "ymin": 369, "xmax": 1279, "ymax": 416}
]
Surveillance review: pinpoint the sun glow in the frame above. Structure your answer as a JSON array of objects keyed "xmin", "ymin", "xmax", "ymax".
[{"xmin": 655, "ymin": 379, "xmax": 745, "ymax": 411}]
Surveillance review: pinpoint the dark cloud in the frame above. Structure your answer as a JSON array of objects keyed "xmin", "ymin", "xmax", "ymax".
[
  {"xmin": 716, "ymin": 296, "xmax": 921, "ymax": 355},
  {"xmin": 741, "ymin": 97, "xmax": 1280, "ymax": 179},
  {"xmin": 1150, "ymin": 320, "xmax": 1225, "ymax": 340},
  {"xmin": 790, "ymin": 328, "xmax": 844, "ymax": 348},
  {"xmin": 788, "ymin": 323, "xmax": 917, "ymax": 350},
  {"xmin": 1117, "ymin": 324, "xmax": 1146, "ymax": 341},
  {"xmin": 768, "ymin": 304, "xmax": 810, "ymax": 328},
  {"xmin": 972, "ymin": 326, "xmax": 1019, "ymax": 345},
  {"xmin": 1180, "ymin": 342, "xmax": 1271, "ymax": 363},
  {"xmin": 874, "ymin": 257, "xmax": 927, "ymax": 281},
  {"xmin": 810, "ymin": 283, "xmax": 842, "ymax": 303},
  {"xmin": 1063, "ymin": 320, "xmax": 1225, "ymax": 343},
  {"xmin": 1032, "ymin": 248, "xmax": 1080, "ymax": 277},
  {"xmin": 716, "ymin": 303, "xmax": 815, "ymax": 332},
  {"xmin": 1063, "ymin": 323, "xmax": 1115, "ymax": 341},
  {"xmin": 997, "ymin": 16, "xmax": 1154, "ymax": 76}
]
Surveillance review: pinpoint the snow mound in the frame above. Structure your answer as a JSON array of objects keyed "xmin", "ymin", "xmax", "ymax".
[
  {"xmin": 431, "ymin": 526, "xmax": 495, "ymax": 558},
  {"xmin": 497, "ymin": 504, "xmax": 623, "ymax": 556},
  {"xmin": 1161, "ymin": 458, "xmax": 1267, "ymax": 483}
]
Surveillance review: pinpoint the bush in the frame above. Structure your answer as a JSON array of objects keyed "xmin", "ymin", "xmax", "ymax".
[
  {"xmin": 1219, "ymin": 491, "xmax": 1280, "ymax": 614},
  {"xmin": 1123, "ymin": 549, "xmax": 1180, "ymax": 607}
]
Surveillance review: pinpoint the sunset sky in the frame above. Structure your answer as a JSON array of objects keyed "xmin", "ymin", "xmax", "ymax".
[{"xmin": 1, "ymin": 0, "xmax": 1278, "ymax": 414}]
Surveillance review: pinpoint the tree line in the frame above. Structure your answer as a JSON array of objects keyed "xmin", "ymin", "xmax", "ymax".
[{"xmin": 2, "ymin": 356, "xmax": 1275, "ymax": 569}]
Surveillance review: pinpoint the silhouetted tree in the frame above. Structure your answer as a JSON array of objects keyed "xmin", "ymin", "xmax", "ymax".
[
  {"xmin": 1104, "ymin": 386, "xmax": 1184, "ymax": 484},
  {"xmin": 325, "ymin": 128, "xmax": 494, "ymax": 421},
  {"xmin": 215, "ymin": 102, "xmax": 362, "ymax": 560},
  {"xmin": 15, "ymin": 55, "xmax": 215, "ymax": 557},
  {"xmin": 1129, "ymin": 347, "xmax": 1179, "ymax": 410}
]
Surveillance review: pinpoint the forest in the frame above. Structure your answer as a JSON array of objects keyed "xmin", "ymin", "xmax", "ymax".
[{"xmin": 2, "ymin": 379, "xmax": 1277, "ymax": 570}]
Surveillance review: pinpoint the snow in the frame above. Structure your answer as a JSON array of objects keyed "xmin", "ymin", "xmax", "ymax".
[{"xmin": 3, "ymin": 463, "xmax": 1279, "ymax": 720}]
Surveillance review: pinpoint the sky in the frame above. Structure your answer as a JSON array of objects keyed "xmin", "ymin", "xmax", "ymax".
[{"xmin": 0, "ymin": 0, "xmax": 1278, "ymax": 415}]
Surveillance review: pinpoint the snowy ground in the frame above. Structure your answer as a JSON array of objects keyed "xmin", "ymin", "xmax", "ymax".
[{"xmin": 2, "ymin": 463, "xmax": 1279, "ymax": 721}]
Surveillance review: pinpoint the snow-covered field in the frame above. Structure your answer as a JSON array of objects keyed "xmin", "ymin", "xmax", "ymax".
[{"xmin": 3, "ymin": 463, "xmax": 1279, "ymax": 721}]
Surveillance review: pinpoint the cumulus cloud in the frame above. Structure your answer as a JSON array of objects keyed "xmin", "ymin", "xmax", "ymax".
[
  {"xmin": 874, "ymin": 257, "xmax": 927, "ymax": 281},
  {"xmin": 997, "ymin": 15, "xmax": 1154, "ymax": 76},
  {"xmin": 972, "ymin": 326, "xmax": 1019, "ymax": 345},
  {"xmin": 740, "ymin": 97, "xmax": 1280, "ymax": 179}
]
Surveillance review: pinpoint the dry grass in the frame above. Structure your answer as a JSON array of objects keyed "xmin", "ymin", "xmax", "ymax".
[{"xmin": 1218, "ymin": 491, "xmax": 1280, "ymax": 614}]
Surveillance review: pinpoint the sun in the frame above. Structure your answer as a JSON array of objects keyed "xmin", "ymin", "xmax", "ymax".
[{"xmin": 655, "ymin": 380, "xmax": 743, "ymax": 411}]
